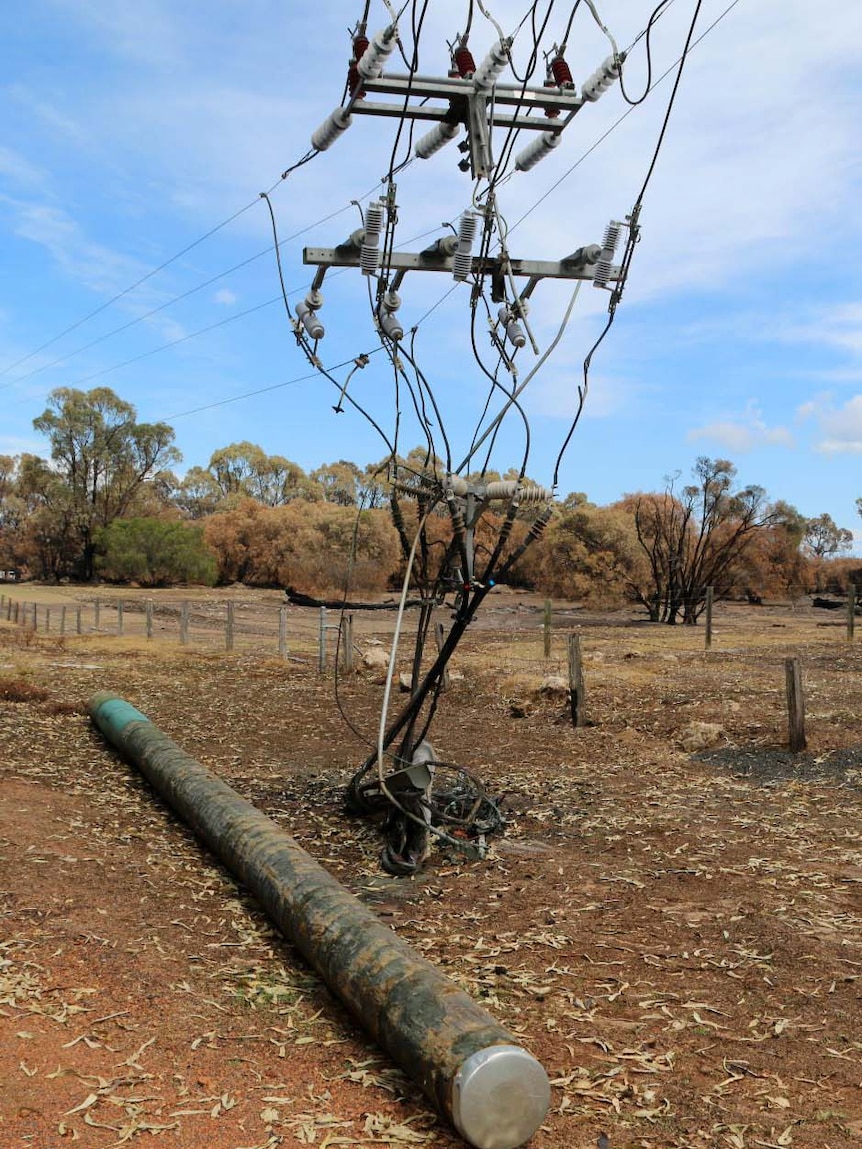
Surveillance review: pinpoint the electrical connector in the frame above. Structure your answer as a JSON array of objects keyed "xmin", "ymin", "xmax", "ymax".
[
  {"xmin": 296, "ymin": 294, "xmax": 324, "ymax": 340},
  {"xmin": 498, "ymin": 304, "xmax": 527, "ymax": 349}
]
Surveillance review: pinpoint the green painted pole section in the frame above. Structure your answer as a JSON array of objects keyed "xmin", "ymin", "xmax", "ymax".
[{"xmin": 88, "ymin": 692, "xmax": 548, "ymax": 1149}]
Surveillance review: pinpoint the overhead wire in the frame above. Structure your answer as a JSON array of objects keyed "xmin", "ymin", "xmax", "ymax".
[
  {"xmin": 508, "ymin": 0, "xmax": 743, "ymax": 236},
  {"xmin": 1, "ymin": 150, "xmax": 319, "ymax": 381}
]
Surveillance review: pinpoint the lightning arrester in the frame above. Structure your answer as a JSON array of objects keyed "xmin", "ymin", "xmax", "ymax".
[
  {"xmin": 593, "ymin": 220, "xmax": 623, "ymax": 288},
  {"xmin": 452, "ymin": 211, "xmax": 479, "ymax": 281},
  {"xmin": 514, "ymin": 130, "xmax": 561, "ymax": 172},
  {"xmin": 361, "ymin": 200, "xmax": 386, "ymax": 275},
  {"xmin": 357, "ymin": 25, "xmax": 398, "ymax": 81}
]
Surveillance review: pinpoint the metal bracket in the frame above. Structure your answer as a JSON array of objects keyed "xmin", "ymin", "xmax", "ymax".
[{"xmin": 303, "ymin": 247, "xmax": 621, "ymax": 283}]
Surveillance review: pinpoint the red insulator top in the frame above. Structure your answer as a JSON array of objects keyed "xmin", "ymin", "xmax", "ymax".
[
  {"xmin": 550, "ymin": 56, "xmax": 574, "ymax": 87},
  {"xmin": 454, "ymin": 47, "xmax": 476, "ymax": 77},
  {"xmin": 348, "ymin": 35, "xmax": 369, "ymax": 97}
]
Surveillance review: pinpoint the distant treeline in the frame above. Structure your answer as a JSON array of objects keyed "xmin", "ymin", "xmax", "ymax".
[{"xmin": 2, "ymin": 387, "xmax": 860, "ymax": 622}]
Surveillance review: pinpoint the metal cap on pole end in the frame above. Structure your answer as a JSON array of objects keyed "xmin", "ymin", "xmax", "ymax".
[{"xmin": 451, "ymin": 1045, "xmax": 550, "ymax": 1149}]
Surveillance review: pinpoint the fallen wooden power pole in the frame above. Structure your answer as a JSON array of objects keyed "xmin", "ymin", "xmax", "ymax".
[{"xmin": 88, "ymin": 692, "xmax": 549, "ymax": 1149}]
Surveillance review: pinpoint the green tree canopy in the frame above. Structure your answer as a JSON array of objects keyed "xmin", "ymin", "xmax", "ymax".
[
  {"xmin": 32, "ymin": 387, "xmax": 180, "ymax": 578},
  {"xmin": 95, "ymin": 518, "xmax": 216, "ymax": 586}
]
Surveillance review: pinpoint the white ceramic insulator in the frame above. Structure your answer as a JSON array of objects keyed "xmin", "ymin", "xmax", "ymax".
[
  {"xmin": 311, "ymin": 106, "xmax": 353, "ymax": 151},
  {"xmin": 361, "ymin": 201, "xmax": 386, "ymax": 276},
  {"xmin": 295, "ymin": 300, "xmax": 324, "ymax": 341},
  {"xmin": 497, "ymin": 306, "xmax": 526, "ymax": 349},
  {"xmin": 514, "ymin": 131, "xmax": 561, "ymax": 172},
  {"xmin": 472, "ymin": 38, "xmax": 510, "ymax": 90},
  {"xmin": 379, "ymin": 309, "xmax": 404, "ymax": 342},
  {"xmin": 593, "ymin": 221, "xmax": 623, "ymax": 288},
  {"xmin": 592, "ymin": 259, "xmax": 613, "ymax": 288},
  {"xmin": 485, "ymin": 481, "xmax": 552, "ymax": 502},
  {"xmin": 602, "ymin": 221, "xmax": 622, "ymax": 254},
  {"xmin": 357, "ymin": 26, "xmax": 397, "ymax": 81},
  {"xmin": 415, "ymin": 120, "xmax": 460, "ymax": 160},
  {"xmin": 452, "ymin": 210, "xmax": 479, "ymax": 282},
  {"xmin": 581, "ymin": 55, "xmax": 621, "ymax": 101},
  {"xmin": 383, "ymin": 290, "xmax": 401, "ymax": 311}
]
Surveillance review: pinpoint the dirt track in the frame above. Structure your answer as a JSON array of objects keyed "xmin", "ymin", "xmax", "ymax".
[{"xmin": 2, "ymin": 592, "xmax": 862, "ymax": 1149}]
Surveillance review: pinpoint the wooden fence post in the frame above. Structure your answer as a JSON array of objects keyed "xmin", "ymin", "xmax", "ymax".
[
  {"xmin": 543, "ymin": 599, "xmax": 552, "ymax": 659},
  {"xmin": 76, "ymin": 608, "xmax": 82, "ymax": 635},
  {"xmin": 225, "ymin": 602, "xmax": 235, "ymax": 652},
  {"xmin": 318, "ymin": 606, "xmax": 327, "ymax": 672},
  {"xmin": 278, "ymin": 605, "xmax": 288, "ymax": 659},
  {"xmin": 117, "ymin": 601, "xmax": 124, "ymax": 636},
  {"xmin": 785, "ymin": 656, "xmax": 806, "ymax": 753},
  {"xmin": 180, "ymin": 601, "xmax": 190, "ymax": 646},
  {"xmin": 567, "ymin": 633, "xmax": 586, "ymax": 728},
  {"xmin": 45, "ymin": 607, "xmax": 51, "ymax": 633},
  {"xmin": 5, "ymin": 597, "xmax": 11, "ymax": 621},
  {"xmin": 145, "ymin": 600, "xmax": 153, "ymax": 640},
  {"xmin": 94, "ymin": 599, "xmax": 100, "ymax": 630},
  {"xmin": 705, "ymin": 586, "xmax": 714, "ymax": 650},
  {"xmin": 60, "ymin": 606, "xmax": 67, "ymax": 635},
  {"xmin": 32, "ymin": 603, "xmax": 38, "ymax": 631},
  {"xmin": 848, "ymin": 583, "xmax": 857, "ymax": 642}
]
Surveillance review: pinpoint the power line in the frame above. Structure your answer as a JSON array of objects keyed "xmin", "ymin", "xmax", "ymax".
[
  {"xmin": 508, "ymin": 0, "xmax": 743, "ymax": 236},
  {"xmin": 0, "ymin": 182, "xmax": 389, "ymax": 392},
  {"xmin": 163, "ymin": 350, "xmax": 384, "ymax": 421},
  {"xmin": 0, "ymin": 196, "xmax": 263, "ymax": 379}
]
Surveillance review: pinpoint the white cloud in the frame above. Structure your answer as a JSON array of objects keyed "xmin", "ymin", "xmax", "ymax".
[
  {"xmin": 804, "ymin": 394, "xmax": 862, "ymax": 454},
  {"xmin": 687, "ymin": 402, "xmax": 794, "ymax": 452},
  {"xmin": 6, "ymin": 200, "xmax": 143, "ymax": 296},
  {"xmin": 0, "ymin": 145, "xmax": 46, "ymax": 188},
  {"xmin": 214, "ymin": 289, "xmax": 237, "ymax": 306},
  {"xmin": 774, "ymin": 303, "xmax": 862, "ymax": 357}
]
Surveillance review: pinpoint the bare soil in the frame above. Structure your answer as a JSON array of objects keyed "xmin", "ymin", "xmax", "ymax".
[{"xmin": 2, "ymin": 589, "xmax": 862, "ymax": 1149}]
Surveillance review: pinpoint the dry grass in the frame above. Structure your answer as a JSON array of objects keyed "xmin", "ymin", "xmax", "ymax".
[{"xmin": 2, "ymin": 592, "xmax": 862, "ymax": 1148}]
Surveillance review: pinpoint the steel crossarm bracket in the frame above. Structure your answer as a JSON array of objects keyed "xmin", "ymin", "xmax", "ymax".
[
  {"xmin": 361, "ymin": 73, "xmax": 584, "ymax": 114},
  {"xmin": 303, "ymin": 247, "xmax": 622, "ymax": 283}
]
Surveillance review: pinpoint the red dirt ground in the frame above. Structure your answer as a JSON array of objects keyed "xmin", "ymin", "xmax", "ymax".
[{"xmin": 2, "ymin": 592, "xmax": 862, "ymax": 1149}]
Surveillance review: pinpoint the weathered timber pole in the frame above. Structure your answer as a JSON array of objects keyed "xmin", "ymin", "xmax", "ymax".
[
  {"xmin": 848, "ymin": 583, "xmax": 856, "ymax": 643},
  {"xmin": 567, "ymin": 633, "xmax": 586, "ymax": 728},
  {"xmin": 88, "ymin": 692, "xmax": 549, "ymax": 1149},
  {"xmin": 785, "ymin": 657, "xmax": 806, "ymax": 753}
]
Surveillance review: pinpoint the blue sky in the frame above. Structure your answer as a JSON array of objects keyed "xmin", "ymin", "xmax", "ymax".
[{"xmin": 1, "ymin": 1, "xmax": 861, "ymax": 550}]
